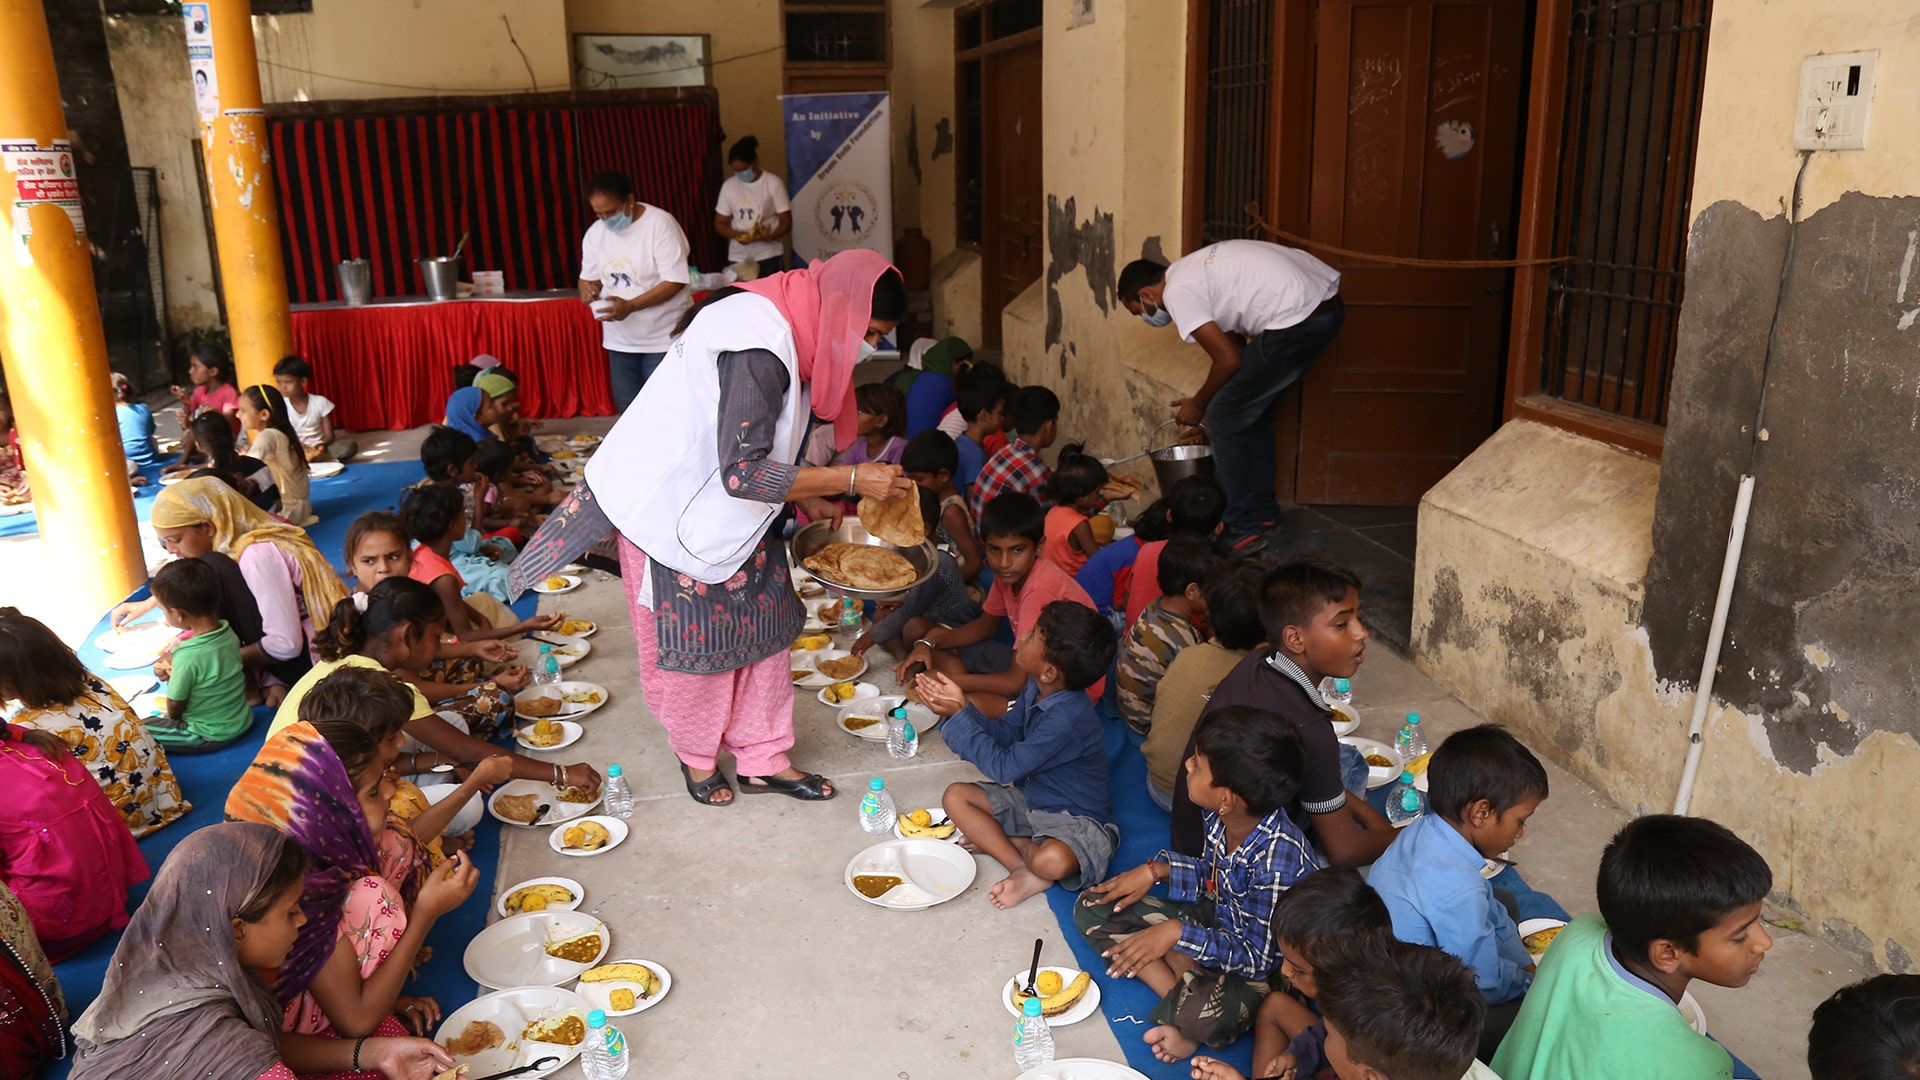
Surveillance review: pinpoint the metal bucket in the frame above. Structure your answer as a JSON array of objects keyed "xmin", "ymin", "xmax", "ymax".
[
  {"xmin": 336, "ymin": 259, "xmax": 372, "ymax": 305},
  {"xmin": 417, "ymin": 256, "xmax": 462, "ymax": 301},
  {"xmin": 1146, "ymin": 418, "xmax": 1214, "ymax": 492}
]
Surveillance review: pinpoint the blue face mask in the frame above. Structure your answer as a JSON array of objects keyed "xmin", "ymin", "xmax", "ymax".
[
  {"xmin": 603, "ymin": 211, "xmax": 633, "ymax": 234},
  {"xmin": 734, "ymin": 168, "xmax": 758, "ymax": 183},
  {"xmin": 1140, "ymin": 304, "xmax": 1173, "ymax": 328}
]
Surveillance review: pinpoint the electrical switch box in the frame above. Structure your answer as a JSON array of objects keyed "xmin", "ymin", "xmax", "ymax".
[{"xmin": 1794, "ymin": 51, "xmax": 1876, "ymax": 150}]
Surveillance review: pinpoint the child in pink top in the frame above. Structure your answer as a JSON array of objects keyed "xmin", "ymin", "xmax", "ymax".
[{"xmin": 1040, "ymin": 446, "xmax": 1111, "ymax": 576}]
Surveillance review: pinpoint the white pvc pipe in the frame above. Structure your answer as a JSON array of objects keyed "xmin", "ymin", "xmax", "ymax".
[{"xmin": 1672, "ymin": 473, "xmax": 1756, "ymax": 816}]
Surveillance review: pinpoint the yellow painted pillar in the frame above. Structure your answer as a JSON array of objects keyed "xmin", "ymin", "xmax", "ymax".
[
  {"xmin": 188, "ymin": 0, "xmax": 293, "ymax": 388},
  {"xmin": 0, "ymin": 0, "xmax": 146, "ymax": 615}
]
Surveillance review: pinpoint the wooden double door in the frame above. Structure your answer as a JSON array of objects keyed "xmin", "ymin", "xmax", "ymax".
[{"xmin": 979, "ymin": 37, "xmax": 1043, "ymax": 348}]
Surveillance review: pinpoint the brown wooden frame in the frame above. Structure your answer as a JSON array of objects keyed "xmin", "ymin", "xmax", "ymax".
[
  {"xmin": 781, "ymin": 0, "xmax": 892, "ymax": 94},
  {"xmin": 952, "ymin": 6, "xmax": 1043, "ymax": 256},
  {"xmin": 262, "ymin": 85, "xmax": 718, "ymax": 121}
]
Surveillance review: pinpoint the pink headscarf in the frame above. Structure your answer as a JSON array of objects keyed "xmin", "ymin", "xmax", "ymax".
[{"xmin": 739, "ymin": 249, "xmax": 895, "ymax": 453}]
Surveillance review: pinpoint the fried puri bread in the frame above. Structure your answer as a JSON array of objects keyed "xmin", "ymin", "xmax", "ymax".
[
  {"xmin": 858, "ymin": 482, "xmax": 925, "ymax": 547},
  {"xmin": 802, "ymin": 542, "xmax": 918, "ymax": 591}
]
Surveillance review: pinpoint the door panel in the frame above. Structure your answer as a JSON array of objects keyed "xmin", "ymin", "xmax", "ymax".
[
  {"xmin": 981, "ymin": 41, "xmax": 1043, "ymax": 347},
  {"xmin": 1295, "ymin": 0, "xmax": 1524, "ymax": 505}
]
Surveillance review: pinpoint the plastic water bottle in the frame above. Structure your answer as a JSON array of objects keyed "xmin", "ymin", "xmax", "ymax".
[
  {"xmin": 839, "ymin": 596, "xmax": 864, "ymax": 634},
  {"xmin": 859, "ymin": 777, "xmax": 896, "ymax": 834},
  {"xmin": 602, "ymin": 764, "xmax": 634, "ymax": 819},
  {"xmin": 580, "ymin": 1008, "xmax": 629, "ymax": 1080},
  {"xmin": 1395, "ymin": 711, "xmax": 1429, "ymax": 762},
  {"xmin": 1385, "ymin": 769, "xmax": 1427, "ymax": 827},
  {"xmin": 1013, "ymin": 996, "xmax": 1055, "ymax": 1070},
  {"xmin": 886, "ymin": 705, "xmax": 919, "ymax": 760},
  {"xmin": 534, "ymin": 645, "xmax": 560, "ymax": 685},
  {"xmin": 1321, "ymin": 677, "xmax": 1353, "ymax": 711}
]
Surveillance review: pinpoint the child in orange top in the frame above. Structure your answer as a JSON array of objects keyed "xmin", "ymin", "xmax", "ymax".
[
  {"xmin": 377, "ymin": 495, "xmax": 556, "ymax": 642},
  {"xmin": 1042, "ymin": 445, "xmax": 1110, "ymax": 575}
]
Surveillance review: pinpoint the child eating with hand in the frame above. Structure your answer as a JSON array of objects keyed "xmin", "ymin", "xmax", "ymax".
[
  {"xmin": 918, "ymin": 601, "xmax": 1117, "ymax": 910},
  {"xmin": 1041, "ymin": 445, "xmax": 1111, "ymax": 575},
  {"xmin": 148, "ymin": 557, "xmax": 254, "ymax": 753},
  {"xmin": 852, "ymin": 488, "xmax": 984, "ymax": 661},
  {"xmin": 1078, "ymin": 704, "xmax": 1322, "ymax": 1064}
]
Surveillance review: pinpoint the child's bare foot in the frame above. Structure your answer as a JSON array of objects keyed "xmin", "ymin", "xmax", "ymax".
[
  {"xmin": 1189, "ymin": 1057, "xmax": 1247, "ymax": 1080},
  {"xmin": 988, "ymin": 866, "xmax": 1051, "ymax": 909},
  {"xmin": 957, "ymin": 834, "xmax": 981, "ymax": 853},
  {"xmin": 1146, "ymin": 1024, "xmax": 1200, "ymax": 1063}
]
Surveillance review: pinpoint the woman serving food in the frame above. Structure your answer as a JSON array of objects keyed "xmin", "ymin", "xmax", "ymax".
[{"xmin": 510, "ymin": 249, "xmax": 914, "ymax": 806}]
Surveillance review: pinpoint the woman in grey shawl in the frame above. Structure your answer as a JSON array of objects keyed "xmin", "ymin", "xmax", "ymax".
[{"xmin": 70, "ymin": 823, "xmax": 453, "ymax": 1080}]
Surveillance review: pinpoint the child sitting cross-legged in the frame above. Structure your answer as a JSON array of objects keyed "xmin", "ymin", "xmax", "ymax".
[
  {"xmin": 1197, "ymin": 932, "xmax": 1503, "ymax": 1080},
  {"xmin": 1492, "ymin": 814, "xmax": 1775, "ymax": 1080},
  {"xmin": 1041, "ymin": 445, "xmax": 1111, "ymax": 576},
  {"xmin": 850, "ymin": 489, "xmax": 985, "ymax": 661},
  {"xmin": 1115, "ymin": 534, "xmax": 1223, "ymax": 736},
  {"xmin": 147, "ymin": 557, "xmax": 255, "ymax": 753},
  {"xmin": 1077, "ymin": 704, "xmax": 1323, "ymax": 1064},
  {"xmin": 916, "ymin": 601, "xmax": 1118, "ymax": 910},
  {"xmin": 900, "ymin": 429, "xmax": 984, "ymax": 582},
  {"xmin": 273, "ymin": 354, "xmax": 357, "ymax": 462},
  {"xmin": 1369, "ymin": 723, "xmax": 1549, "ymax": 1060},
  {"xmin": 1807, "ymin": 973, "xmax": 1920, "ymax": 1080}
]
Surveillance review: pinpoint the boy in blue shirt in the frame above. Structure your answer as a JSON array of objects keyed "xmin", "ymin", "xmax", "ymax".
[
  {"xmin": 919, "ymin": 600, "xmax": 1118, "ymax": 911},
  {"xmin": 1369, "ymin": 724, "xmax": 1548, "ymax": 1060}
]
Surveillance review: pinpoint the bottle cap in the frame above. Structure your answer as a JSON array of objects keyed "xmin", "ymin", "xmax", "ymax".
[
  {"xmin": 893, "ymin": 706, "xmax": 907, "ymax": 718},
  {"xmin": 1334, "ymin": 678, "xmax": 1351, "ymax": 692},
  {"xmin": 588, "ymin": 1009, "xmax": 608, "ymax": 1027},
  {"xmin": 539, "ymin": 644, "xmax": 551, "ymax": 653},
  {"xmin": 1407, "ymin": 712, "xmax": 1422, "ymax": 724},
  {"xmin": 1022, "ymin": 997, "xmax": 1044, "ymax": 1016},
  {"xmin": 1401, "ymin": 769, "xmax": 1416, "ymax": 782},
  {"xmin": 868, "ymin": 777, "xmax": 885, "ymax": 791},
  {"xmin": 607, "ymin": 764, "xmax": 623, "ymax": 777}
]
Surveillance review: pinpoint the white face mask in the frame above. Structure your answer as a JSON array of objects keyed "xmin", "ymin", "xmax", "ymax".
[
  {"xmin": 1140, "ymin": 304, "xmax": 1172, "ymax": 328},
  {"xmin": 858, "ymin": 339, "xmax": 879, "ymax": 361}
]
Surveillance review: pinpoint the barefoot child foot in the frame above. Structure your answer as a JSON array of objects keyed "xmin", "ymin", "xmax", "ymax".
[
  {"xmin": 1147, "ymin": 1024, "xmax": 1200, "ymax": 1063},
  {"xmin": 988, "ymin": 866, "xmax": 1052, "ymax": 909}
]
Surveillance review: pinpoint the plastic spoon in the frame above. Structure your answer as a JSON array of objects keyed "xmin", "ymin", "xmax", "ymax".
[{"xmin": 1023, "ymin": 937, "xmax": 1044, "ymax": 997}]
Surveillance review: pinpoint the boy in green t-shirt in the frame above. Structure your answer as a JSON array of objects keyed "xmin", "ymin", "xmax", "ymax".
[
  {"xmin": 149, "ymin": 558, "xmax": 254, "ymax": 752},
  {"xmin": 1492, "ymin": 814, "xmax": 1775, "ymax": 1079}
]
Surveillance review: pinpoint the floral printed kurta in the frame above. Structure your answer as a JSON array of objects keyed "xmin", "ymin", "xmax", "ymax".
[{"xmin": 10, "ymin": 675, "xmax": 190, "ymax": 838}]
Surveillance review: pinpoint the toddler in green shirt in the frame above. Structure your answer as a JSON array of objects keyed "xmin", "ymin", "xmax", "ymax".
[{"xmin": 149, "ymin": 558, "xmax": 254, "ymax": 752}]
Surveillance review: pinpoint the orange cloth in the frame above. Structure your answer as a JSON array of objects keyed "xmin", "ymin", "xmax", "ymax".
[{"xmin": 1043, "ymin": 506, "xmax": 1092, "ymax": 576}]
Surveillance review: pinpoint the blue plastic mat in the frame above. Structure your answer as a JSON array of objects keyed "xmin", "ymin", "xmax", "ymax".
[{"xmin": 41, "ymin": 460, "xmax": 525, "ymax": 1078}]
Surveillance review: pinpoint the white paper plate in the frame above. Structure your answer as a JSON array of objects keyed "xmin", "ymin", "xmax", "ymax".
[
  {"xmin": 844, "ymin": 839, "xmax": 979, "ymax": 910},
  {"xmin": 463, "ymin": 911, "xmax": 609, "ymax": 990},
  {"xmin": 129, "ymin": 691, "xmax": 165, "ymax": 718},
  {"xmin": 817, "ymin": 680, "xmax": 880, "ymax": 707},
  {"xmin": 496, "ymin": 875, "xmax": 586, "ymax": 918},
  {"xmin": 1330, "ymin": 703, "xmax": 1361, "ymax": 737},
  {"xmin": 802, "ymin": 614, "xmax": 830, "ymax": 632},
  {"xmin": 536, "ymin": 620, "xmax": 597, "ymax": 640},
  {"xmin": 515, "ymin": 719, "xmax": 584, "ymax": 752},
  {"xmin": 836, "ymin": 696, "xmax": 939, "ymax": 741},
  {"xmin": 1000, "ymin": 967, "xmax": 1102, "ymax": 1026},
  {"xmin": 532, "ymin": 574, "xmax": 582, "ymax": 595},
  {"xmin": 417, "ymin": 783, "xmax": 483, "ymax": 836},
  {"xmin": 513, "ymin": 681, "xmax": 609, "ymax": 722},
  {"xmin": 158, "ymin": 473, "xmax": 190, "ymax": 486},
  {"xmin": 548, "ymin": 815, "xmax": 629, "ymax": 857},
  {"xmin": 1016, "ymin": 1059, "xmax": 1152, "ymax": 1080},
  {"xmin": 1679, "ymin": 990, "xmax": 1708, "ymax": 1036},
  {"xmin": 518, "ymin": 636, "xmax": 590, "ymax": 670},
  {"xmin": 106, "ymin": 648, "xmax": 166, "ymax": 671},
  {"xmin": 433, "ymin": 986, "xmax": 591, "ymax": 1079},
  {"xmin": 573, "ymin": 958, "xmax": 671, "ymax": 1017},
  {"xmin": 94, "ymin": 620, "xmax": 175, "ymax": 654},
  {"xmin": 486, "ymin": 779, "xmax": 603, "ymax": 827},
  {"xmin": 792, "ymin": 648, "xmax": 867, "ymax": 688},
  {"xmin": 1516, "ymin": 917, "xmax": 1569, "ymax": 961},
  {"xmin": 309, "ymin": 461, "xmax": 345, "ymax": 479},
  {"xmin": 104, "ymin": 673, "xmax": 157, "ymax": 701},
  {"xmin": 892, "ymin": 808, "xmax": 960, "ymax": 843},
  {"xmin": 1340, "ymin": 735, "xmax": 1402, "ymax": 789}
]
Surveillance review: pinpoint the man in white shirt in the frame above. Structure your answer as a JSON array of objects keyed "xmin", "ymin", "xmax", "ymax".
[
  {"xmin": 579, "ymin": 170, "xmax": 694, "ymax": 411},
  {"xmin": 1119, "ymin": 239, "xmax": 1344, "ymax": 548},
  {"xmin": 713, "ymin": 135, "xmax": 792, "ymax": 280}
]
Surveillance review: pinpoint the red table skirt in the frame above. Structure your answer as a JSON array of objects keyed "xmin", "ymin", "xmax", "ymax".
[{"xmin": 290, "ymin": 296, "xmax": 615, "ymax": 431}]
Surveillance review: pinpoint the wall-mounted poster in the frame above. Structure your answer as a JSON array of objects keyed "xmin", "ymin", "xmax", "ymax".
[{"xmin": 573, "ymin": 34, "xmax": 710, "ymax": 90}]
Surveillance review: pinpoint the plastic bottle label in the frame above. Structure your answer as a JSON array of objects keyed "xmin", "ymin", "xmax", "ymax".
[
  {"xmin": 860, "ymin": 794, "xmax": 880, "ymax": 815},
  {"xmin": 604, "ymin": 1028, "xmax": 626, "ymax": 1056}
]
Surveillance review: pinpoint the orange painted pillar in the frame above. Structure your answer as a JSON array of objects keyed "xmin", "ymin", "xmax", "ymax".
[
  {"xmin": 0, "ymin": 0, "xmax": 146, "ymax": 614},
  {"xmin": 186, "ymin": 0, "xmax": 293, "ymax": 388}
]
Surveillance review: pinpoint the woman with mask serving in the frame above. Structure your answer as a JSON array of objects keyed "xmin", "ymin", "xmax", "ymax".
[
  {"xmin": 510, "ymin": 250, "xmax": 915, "ymax": 807},
  {"xmin": 580, "ymin": 170, "xmax": 694, "ymax": 412},
  {"xmin": 714, "ymin": 135, "xmax": 792, "ymax": 281}
]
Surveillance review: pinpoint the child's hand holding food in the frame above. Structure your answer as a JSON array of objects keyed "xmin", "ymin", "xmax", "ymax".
[
  {"xmin": 493, "ymin": 665, "xmax": 531, "ymax": 691},
  {"xmin": 418, "ymin": 850, "xmax": 479, "ymax": 918},
  {"xmin": 518, "ymin": 613, "xmax": 561, "ymax": 633},
  {"xmin": 466, "ymin": 754, "xmax": 514, "ymax": 793}
]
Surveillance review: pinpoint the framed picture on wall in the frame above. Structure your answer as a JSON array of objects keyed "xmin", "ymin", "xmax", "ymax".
[{"xmin": 573, "ymin": 34, "xmax": 711, "ymax": 90}]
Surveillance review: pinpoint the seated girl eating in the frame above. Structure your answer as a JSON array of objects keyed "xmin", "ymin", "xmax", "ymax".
[{"xmin": 384, "ymin": 494, "xmax": 555, "ymax": 640}]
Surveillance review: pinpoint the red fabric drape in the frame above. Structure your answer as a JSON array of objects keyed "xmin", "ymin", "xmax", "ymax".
[
  {"xmin": 576, "ymin": 103, "xmax": 723, "ymax": 271},
  {"xmin": 289, "ymin": 299, "xmax": 613, "ymax": 431}
]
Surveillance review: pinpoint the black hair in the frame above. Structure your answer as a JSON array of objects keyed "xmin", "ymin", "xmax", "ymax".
[
  {"xmin": 0, "ymin": 394, "xmax": 12, "ymax": 433},
  {"xmin": 955, "ymin": 365, "xmax": 1011, "ymax": 423},
  {"xmin": 399, "ymin": 482, "xmax": 467, "ymax": 546},
  {"xmin": 1271, "ymin": 867, "xmax": 1393, "ymax": 968},
  {"xmin": 272, "ymin": 355, "xmax": 313, "ymax": 380},
  {"xmin": 1191, "ymin": 705, "xmax": 1304, "ymax": 815},
  {"xmin": 1117, "ymin": 258, "xmax": 1169, "ymax": 303},
  {"xmin": 1314, "ymin": 934, "xmax": 1485, "ymax": 1080},
  {"xmin": 1201, "ymin": 560, "xmax": 1267, "ymax": 651},
  {"xmin": 243, "ymin": 384, "xmax": 310, "ymax": 475},
  {"xmin": 1007, "ymin": 385, "xmax": 1060, "ymax": 437},
  {"xmin": 586, "ymin": 169, "xmax": 634, "ymax": 201},
  {"xmin": 1156, "ymin": 534, "xmax": 1223, "ymax": 597},
  {"xmin": 313, "ymin": 576, "xmax": 445, "ymax": 662},
  {"xmin": 1596, "ymin": 814, "xmax": 1774, "ymax": 960},
  {"xmin": 1808, "ymin": 974, "xmax": 1920, "ymax": 1080},
  {"xmin": 186, "ymin": 466, "xmax": 248, "ymax": 494},
  {"xmin": 1259, "ymin": 557, "xmax": 1362, "ymax": 640},
  {"xmin": 1426, "ymin": 723, "xmax": 1550, "ymax": 822},
  {"xmin": 1034, "ymin": 601, "xmax": 1117, "ymax": 692},
  {"xmin": 1132, "ymin": 475, "xmax": 1227, "ymax": 543},
  {"xmin": 190, "ymin": 343, "xmax": 233, "ymax": 384},
  {"xmin": 917, "ymin": 485, "xmax": 942, "ymax": 533},
  {"xmin": 152, "ymin": 556, "xmax": 223, "ymax": 618},
  {"xmin": 235, "ymin": 836, "xmax": 310, "ymax": 924},
  {"xmin": 980, "ymin": 491, "xmax": 1046, "ymax": 545},
  {"xmin": 192, "ymin": 413, "xmax": 251, "ymax": 477},
  {"xmin": 727, "ymin": 135, "xmax": 760, "ymax": 166},
  {"xmin": 344, "ymin": 510, "xmax": 408, "ymax": 566},
  {"xmin": 420, "ymin": 425, "xmax": 477, "ymax": 481},
  {"xmin": 855, "ymin": 382, "xmax": 907, "ymax": 441},
  {"xmin": 1047, "ymin": 444, "xmax": 1109, "ymax": 505},
  {"xmin": 0, "ymin": 606, "xmax": 91, "ymax": 708},
  {"xmin": 871, "ymin": 268, "xmax": 908, "ymax": 323},
  {"xmin": 472, "ymin": 438, "xmax": 518, "ymax": 480},
  {"xmin": 299, "ymin": 665, "xmax": 416, "ymax": 778},
  {"xmin": 901, "ymin": 429, "xmax": 959, "ymax": 478}
]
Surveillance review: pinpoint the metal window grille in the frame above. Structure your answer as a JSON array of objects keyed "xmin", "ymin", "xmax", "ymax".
[
  {"xmin": 1542, "ymin": 0, "xmax": 1712, "ymax": 426},
  {"xmin": 1198, "ymin": 0, "xmax": 1275, "ymax": 245}
]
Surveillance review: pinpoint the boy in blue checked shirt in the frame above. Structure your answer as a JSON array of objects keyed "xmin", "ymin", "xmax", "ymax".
[{"xmin": 1076, "ymin": 705, "xmax": 1323, "ymax": 1064}]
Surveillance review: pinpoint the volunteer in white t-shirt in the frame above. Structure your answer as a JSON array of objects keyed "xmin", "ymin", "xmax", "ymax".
[
  {"xmin": 578, "ymin": 170, "xmax": 695, "ymax": 412},
  {"xmin": 713, "ymin": 135, "xmax": 792, "ymax": 280},
  {"xmin": 1118, "ymin": 239, "xmax": 1344, "ymax": 548}
]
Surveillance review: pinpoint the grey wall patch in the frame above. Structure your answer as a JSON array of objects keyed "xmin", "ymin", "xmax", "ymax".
[
  {"xmin": 931, "ymin": 118, "xmax": 954, "ymax": 161},
  {"xmin": 1044, "ymin": 194, "xmax": 1116, "ymax": 346},
  {"xmin": 906, "ymin": 105, "xmax": 923, "ymax": 185},
  {"xmin": 1141, "ymin": 235, "xmax": 1167, "ymax": 265}
]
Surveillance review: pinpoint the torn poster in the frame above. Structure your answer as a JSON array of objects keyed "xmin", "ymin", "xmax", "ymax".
[{"xmin": 3, "ymin": 138, "xmax": 86, "ymax": 244}]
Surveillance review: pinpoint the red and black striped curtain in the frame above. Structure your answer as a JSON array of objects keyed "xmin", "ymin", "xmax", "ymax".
[{"xmin": 271, "ymin": 101, "xmax": 720, "ymax": 305}]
